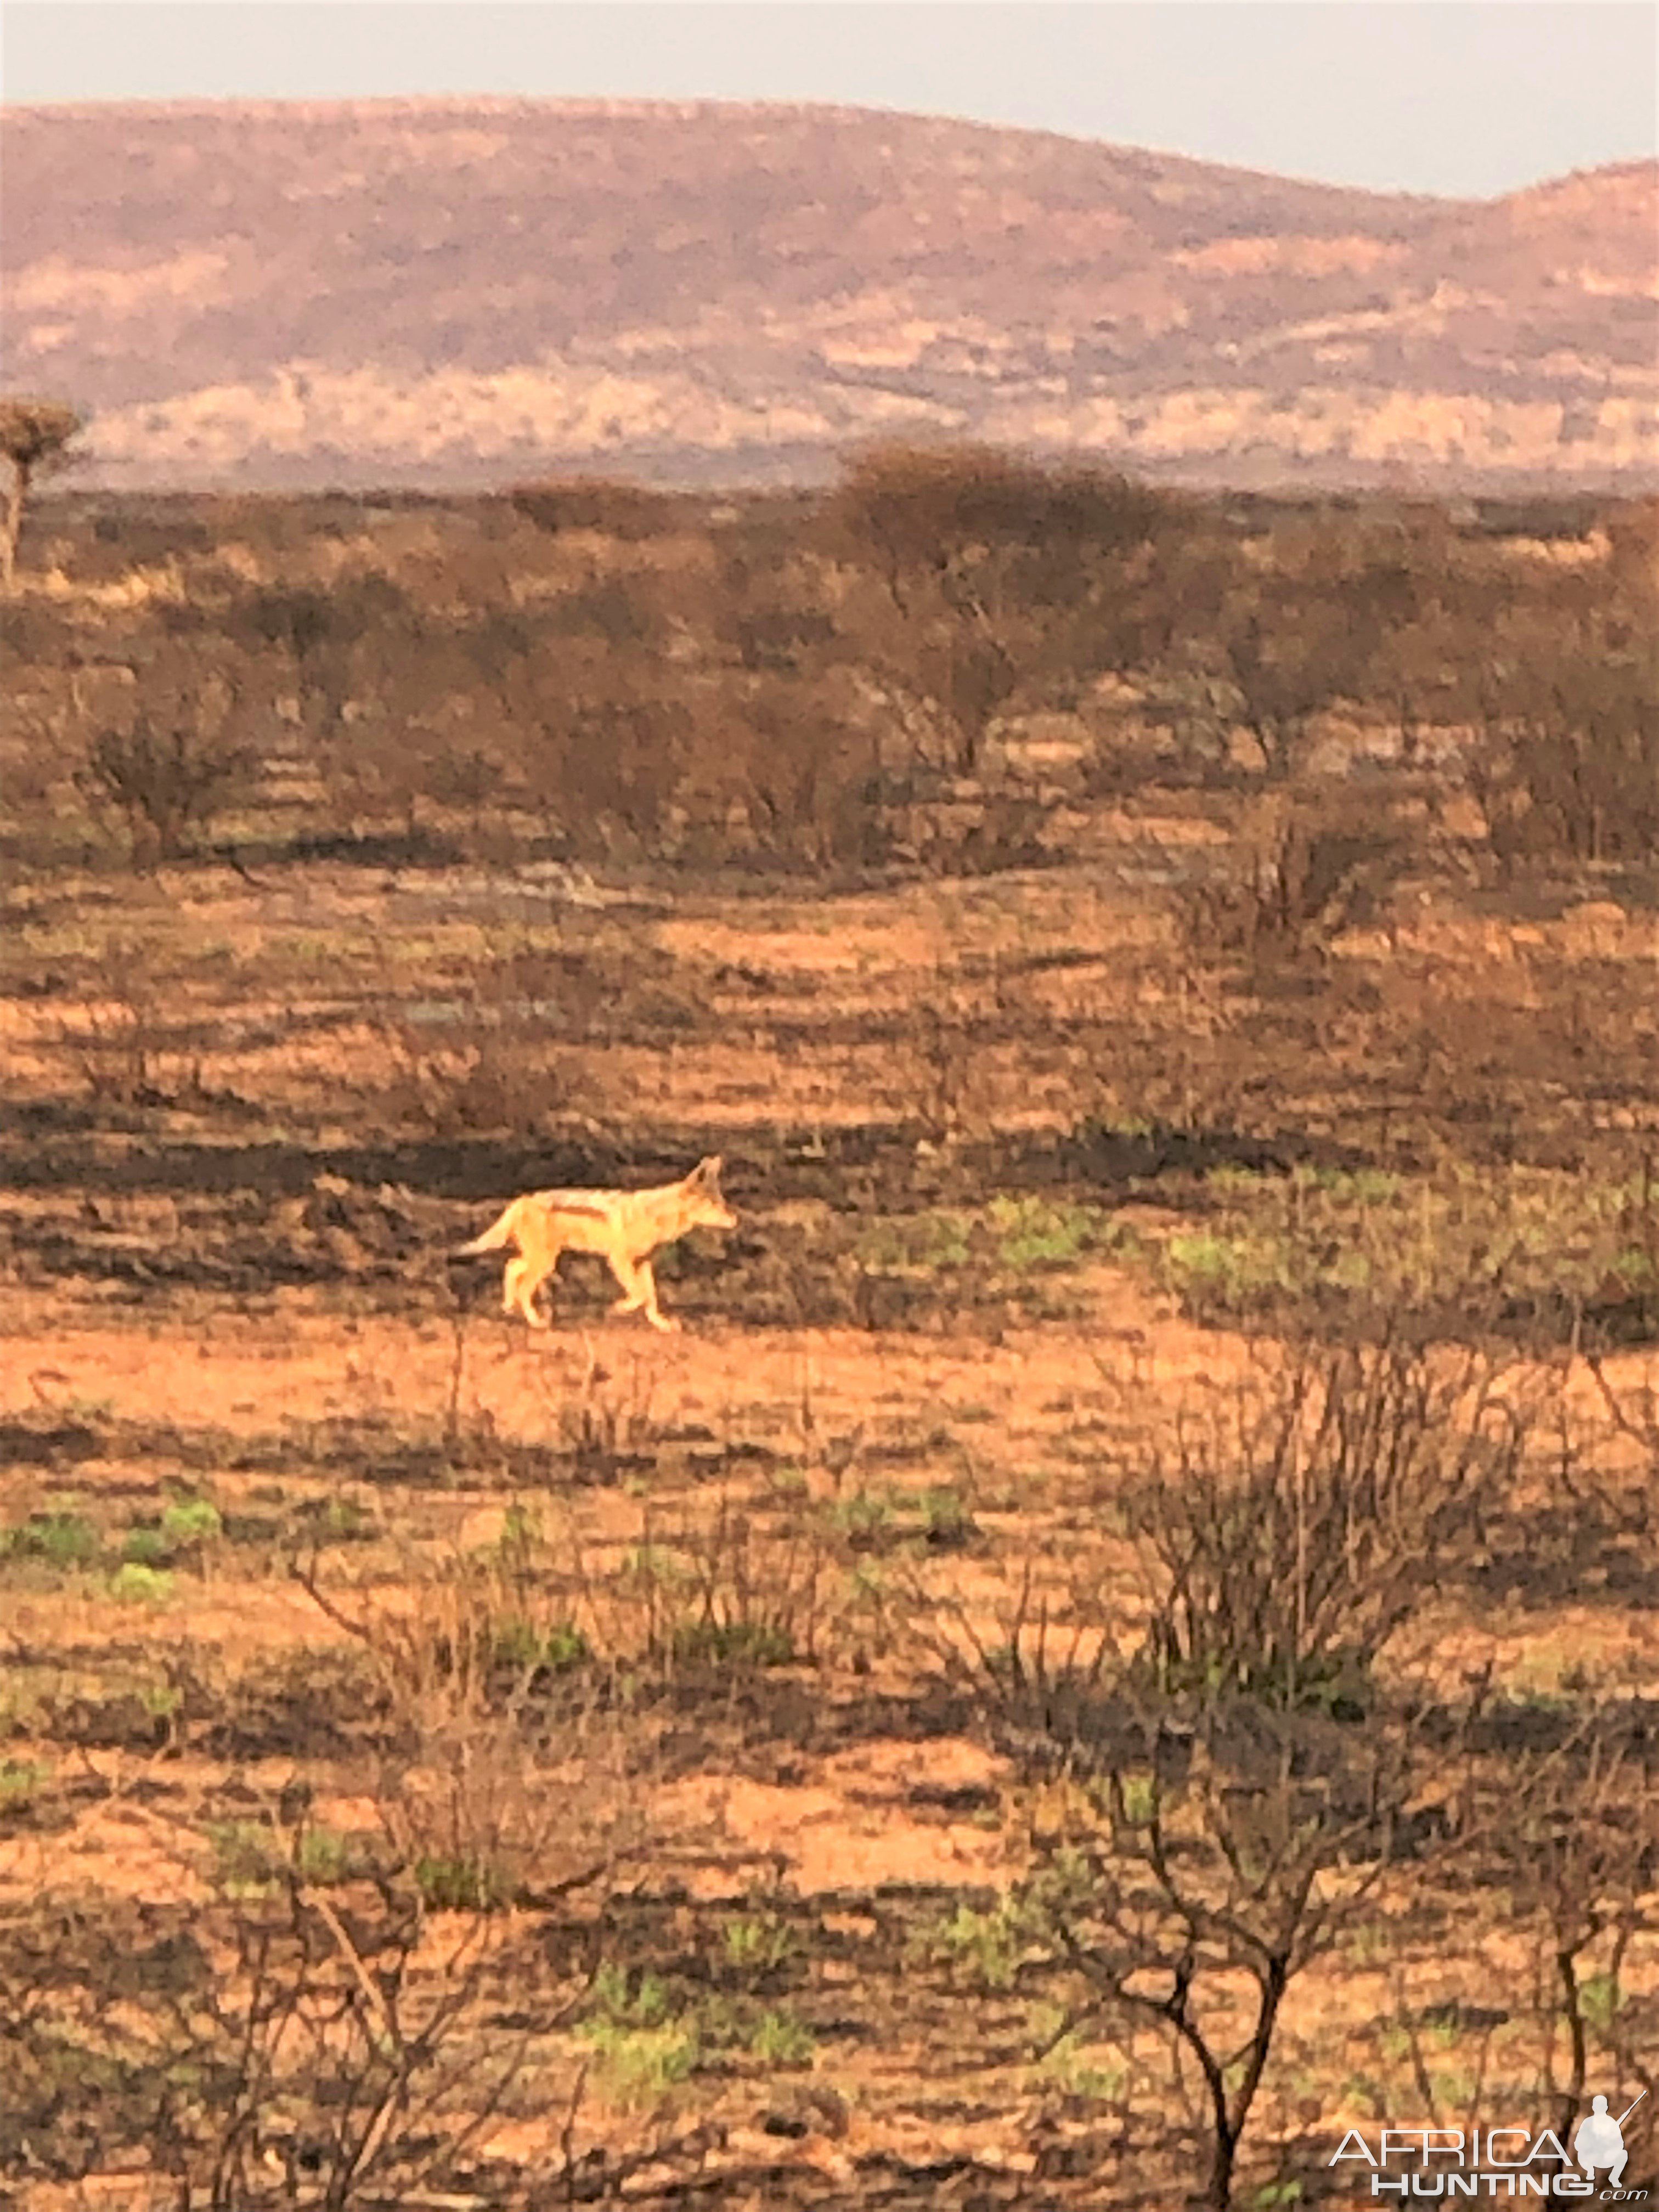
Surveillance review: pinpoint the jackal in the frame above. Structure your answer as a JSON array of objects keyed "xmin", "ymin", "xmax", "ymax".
[{"xmin": 455, "ymin": 1156, "xmax": 736, "ymax": 1333}]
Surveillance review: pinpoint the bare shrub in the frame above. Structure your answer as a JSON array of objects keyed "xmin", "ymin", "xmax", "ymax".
[
  {"xmin": 0, "ymin": 1844, "xmax": 635, "ymax": 2206},
  {"xmin": 831, "ymin": 442, "xmax": 1176, "ymax": 603},
  {"xmin": 1005, "ymin": 1694, "xmax": 1449, "ymax": 2210},
  {"xmin": 408, "ymin": 739, "xmax": 517, "ymax": 862},
  {"xmin": 295, "ymin": 1538, "xmax": 644, "ymax": 1915},
  {"xmin": 74, "ymin": 672, "xmax": 256, "ymax": 867},
  {"xmin": 376, "ymin": 1017, "xmax": 555, "ymax": 1140},
  {"xmin": 1478, "ymin": 1711, "xmax": 1659, "ymax": 2143},
  {"xmin": 715, "ymin": 545, "xmax": 839, "ymax": 674},
  {"xmin": 897, "ymin": 1544, "xmax": 1120, "ymax": 1736},
  {"xmin": 509, "ymin": 476, "xmax": 680, "ymax": 539},
  {"xmin": 1177, "ymin": 794, "xmax": 1412, "ymax": 964},
  {"xmin": 1469, "ymin": 656, "xmax": 1659, "ymax": 875},
  {"xmin": 1584, "ymin": 1346, "xmax": 1659, "ymax": 1481},
  {"xmin": 539, "ymin": 572, "xmax": 663, "ymax": 648},
  {"xmin": 544, "ymin": 1343, "xmax": 665, "ymax": 1479},
  {"xmin": 512, "ymin": 678, "xmax": 699, "ymax": 860},
  {"xmin": 917, "ymin": 1344, "xmax": 1532, "ymax": 2209},
  {"xmin": 603, "ymin": 1494, "xmax": 847, "ymax": 1678},
  {"xmin": 694, "ymin": 680, "xmax": 890, "ymax": 868},
  {"xmin": 372, "ymin": 938, "xmax": 593, "ymax": 1139},
  {"xmin": 235, "ymin": 572, "xmax": 414, "ymax": 725},
  {"xmin": 63, "ymin": 943, "xmax": 203, "ymax": 1108},
  {"xmin": 171, "ymin": 1875, "xmax": 552, "ymax": 2202},
  {"xmin": 1122, "ymin": 1340, "xmax": 1529, "ymax": 1708},
  {"xmin": 1211, "ymin": 588, "xmax": 1353, "ymax": 782},
  {"xmin": 920, "ymin": 1627, "xmax": 1469, "ymax": 2207}
]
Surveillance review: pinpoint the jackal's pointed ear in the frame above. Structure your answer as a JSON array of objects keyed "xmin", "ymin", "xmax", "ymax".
[{"xmin": 693, "ymin": 1154, "xmax": 723, "ymax": 1184}]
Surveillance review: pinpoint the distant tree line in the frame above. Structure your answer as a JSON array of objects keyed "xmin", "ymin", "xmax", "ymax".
[{"xmin": 1, "ymin": 434, "xmax": 1653, "ymax": 881}]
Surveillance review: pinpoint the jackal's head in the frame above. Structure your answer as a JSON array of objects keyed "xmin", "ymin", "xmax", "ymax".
[{"xmin": 684, "ymin": 1154, "xmax": 737, "ymax": 1230}]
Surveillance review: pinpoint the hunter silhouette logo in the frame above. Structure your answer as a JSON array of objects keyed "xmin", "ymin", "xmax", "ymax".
[
  {"xmin": 1577, "ymin": 2095, "xmax": 1645, "ymax": 2193},
  {"xmin": 1331, "ymin": 2089, "xmax": 1649, "ymax": 2198}
]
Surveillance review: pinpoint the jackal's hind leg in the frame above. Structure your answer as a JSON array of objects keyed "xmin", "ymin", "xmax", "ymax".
[
  {"xmin": 505, "ymin": 1252, "xmax": 554, "ymax": 1330},
  {"xmin": 521, "ymin": 1261, "xmax": 556, "ymax": 1329}
]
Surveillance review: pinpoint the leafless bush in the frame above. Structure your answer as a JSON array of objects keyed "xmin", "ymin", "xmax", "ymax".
[
  {"xmin": 63, "ymin": 944, "xmax": 203, "ymax": 1108},
  {"xmin": 604, "ymin": 1494, "xmax": 847, "ymax": 1677},
  {"xmin": 912, "ymin": 1344, "xmax": 1538, "ymax": 2208},
  {"xmin": 509, "ymin": 476, "xmax": 680, "ymax": 539},
  {"xmin": 294, "ymin": 1541, "xmax": 646, "ymax": 1914},
  {"xmin": 1177, "ymin": 795, "xmax": 1411, "ymax": 964},
  {"xmin": 1212, "ymin": 585, "xmax": 1356, "ymax": 782},
  {"xmin": 0, "ymin": 1768, "xmax": 601, "ymax": 2209},
  {"xmin": 526, "ymin": 684, "xmax": 699, "ymax": 858},
  {"xmin": 1469, "ymin": 659, "xmax": 1659, "ymax": 874},
  {"xmin": 3, "ymin": 1863, "xmax": 724, "ymax": 2202},
  {"xmin": 911, "ymin": 968, "xmax": 978, "ymax": 1141},
  {"xmin": 922, "ymin": 1596, "xmax": 1475, "ymax": 2205},
  {"xmin": 1124, "ymin": 1340, "xmax": 1528, "ymax": 1706},
  {"xmin": 696, "ymin": 680, "xmax": 891, "ymax": 868},
  {"xmin": 418, "ymin": 740, "xmax": 512, "ymax": 842},
  {"xmin": 899, "ymin": 1543, "xmax": 1120, "ymax": 1731},
  {"xmin": 1006, "ymin": 1696, "xmax": 1449, "ymax": 2210},
  {"xmin": 902, "ymin": 954, "xmax": 1039, "ymax": 1138},
  {"xmin": 1477, "ymin": 1711, "xmax": 1659, "ymax": 2143},
  {"xmin": 167, "ymin": 1875, "xmax": 558, "ymax": 2204},
  {"xmin": 544, "ymin": 1342, "xmax": 665, "ymax": 1477},
  {"xmin": 372, "ymin": 939, "xmax": 592, "ymax": 1138},
  {"xmin": 830, "ymin": 442, "xmax": 1177, "ymax": 607},
  {"xmin": 75, "ymin": 692, "xmax": 255, "ymax": 867},
  {"xmin": 377, "ymin": 1019, "xmax": 558, "ymax": 1139},
  {"xmin": 1584, "ymin": 1346, "xmax": 1659, "ymax": 1481}
]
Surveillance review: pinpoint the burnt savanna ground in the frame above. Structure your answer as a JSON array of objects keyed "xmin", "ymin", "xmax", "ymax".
[{"xmin": 1, "ymin": 450, "xmax": 1656, "ymax": 2209}]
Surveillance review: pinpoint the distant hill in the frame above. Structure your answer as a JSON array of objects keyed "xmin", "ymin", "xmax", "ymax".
[{"xmin": 2, "ymin": 98, "xmax": 1655, "ymax": 493}]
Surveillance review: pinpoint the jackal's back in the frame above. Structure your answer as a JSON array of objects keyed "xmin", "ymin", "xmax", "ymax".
[{"xmin": 530, "ymin": 1187, "xmax": 621, "ymax": 1218}]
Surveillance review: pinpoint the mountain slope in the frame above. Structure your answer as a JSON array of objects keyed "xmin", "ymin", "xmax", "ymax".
[{"xmin": 3, "ymin": 98, "xmax": 1654, "ymax": 490}]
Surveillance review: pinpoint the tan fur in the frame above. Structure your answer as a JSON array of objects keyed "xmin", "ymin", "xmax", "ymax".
[{"xmin": 455, "ymin": 1156, "xmax": 736, "ymax": 1333}]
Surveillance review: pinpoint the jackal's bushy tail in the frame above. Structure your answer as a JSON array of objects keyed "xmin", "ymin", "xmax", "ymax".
[{"xmin": 455, "ymin": 1199, "xmax": 521, "ymax": 1256}]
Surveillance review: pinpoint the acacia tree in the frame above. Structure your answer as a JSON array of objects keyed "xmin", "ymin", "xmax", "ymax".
[
  {"xmin": 1214, "ymin": 596, "xmax": 1346, "ymax": 783},
  {"xmin": 830, "ymin": 443, "xmax": 1175, "ymax": 775},
  {"xmin": 0, "ymin": 397, "xmax": 83, "ymax": 588}
]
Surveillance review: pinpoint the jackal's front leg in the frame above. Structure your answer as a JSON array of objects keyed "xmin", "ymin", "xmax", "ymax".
[
  {"xmin": 635, "ymin": 1260, "xmax": 679, "ymax": 1333},
  {"xmin": 608, "ymin": 1254, "xmax": 680, "ymax": 1332}
]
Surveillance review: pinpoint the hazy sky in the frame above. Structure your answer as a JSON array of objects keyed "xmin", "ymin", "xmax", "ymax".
[{"xmin": 3, "ymin": 2, "xmax": 1654, "ymax": 199}]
